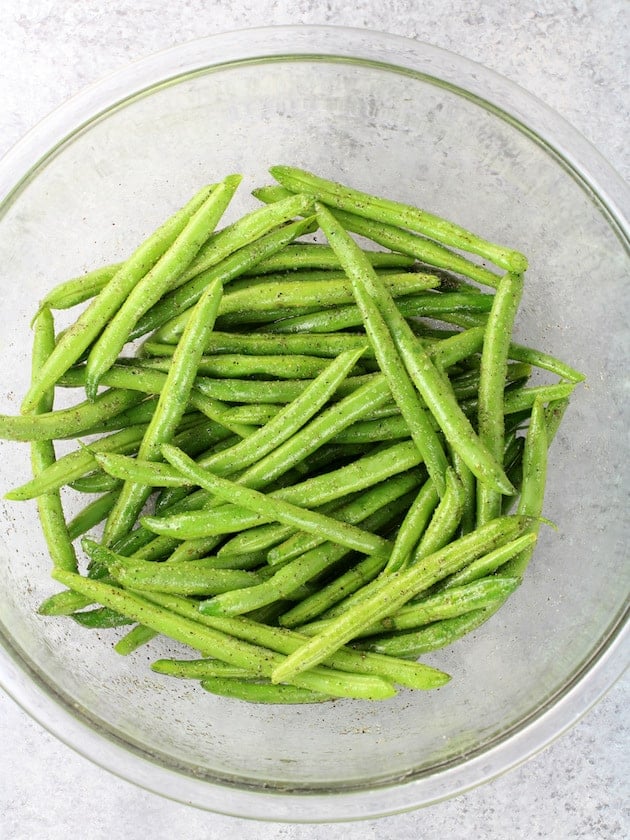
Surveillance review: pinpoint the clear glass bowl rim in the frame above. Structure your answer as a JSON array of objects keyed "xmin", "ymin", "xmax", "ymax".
[{"xmin": 0, "ymin": 24, "xmax": 627, "ymax": 823}]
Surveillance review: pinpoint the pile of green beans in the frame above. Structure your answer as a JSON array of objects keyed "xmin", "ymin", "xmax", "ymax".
[{"xmin": 2, "ymin": 167, "xmax": 584, "ymax": 705}]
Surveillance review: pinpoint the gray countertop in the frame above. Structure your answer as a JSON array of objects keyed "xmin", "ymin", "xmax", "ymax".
[{"xmin": 0, "ymin": 2, "xmax": 628, "ymax": 837}]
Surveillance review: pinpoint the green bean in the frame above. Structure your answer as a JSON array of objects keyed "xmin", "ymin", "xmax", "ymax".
[
  {"xmin": 24, "ymin": 309, "xmax": 77, "ymax": 570},
  {"xmin": 355, "ymin": 605, "xmax": 499, "ymax": 658},
  {"xmin": 155, "ymin": 271, "xmax": 438, "ymax": 341},
  {"xmin": 196, "ymin": 353, "xmax": 342, "ymax": 380},
  {"xmin": 318, "ymin": 203, "xmax": 511, "ymax": 495},
  {"xmin": 59, "ymin": 363, "xmax": 255, "ymax": 437},
  {"xmin": 71, "ymin": 607, "xmax": 134, "ymax": 629},
  {"xmin": 262, "ymin": 291, "xmax": 492, "ymax": 335},
  {"xmin": 544, "ymin": 397, "xmax": 571, "ymax": 445},
  {"xmin": 6, "ymin": 424, "xmax": 150, "ymax": 500},
  {"xmin": 0, "ymin": 387, "xmax": 144, "ymax": 443},
  {"xmin": 148, "ymin": 445, "xmax": 393, "ymax": 559},
  {"xmin": 200, "ymin": 484, "xmax": 420, "ymax": 616},
  {"xmin": 176, "ymin": 192, "xmax": 315, "ymax": 285},
  {"xmin": 34, "ymin": 264, "xmax": 118, "ymax": 315},
  {"xmin": 80, "ymin": 397, "xmax": 164, "ymax": 435},
  {"xmin": 477, "ymin": 272, "xmax": 524, "ymax": 526},
  {"xmin": 67, "ymin": 490, "xmax": 120, "ymax": 540},
  {"xmin": 270, "ymin": 165, "xmax": 528, "ymax": 273},
  {"xmin": 438, "ymin": 532, "xmax": 537, "ymax": 591},
  {"xmin": 151, "ymin": 658, "xmax": 258, "ymax": 679},
  {"xmin": 304, "ymin": 576, "xmax": 520, "ymax": 639},
  {"xmin": 135, "ymin": 215, "xmax": 317, "ymax": 342},
  {"xmin": 329, "ymin": 469, "xmax": 464, "ymax": 613},
  {"xmin": 38, "ymin": 589, "xmax": 95, "ymax": 616},
  {"xmin": 21, "ymin": 184, "xmax": 215, "ymax": 413},
  {"xmin": 143, "ymin": 331, "xmax": 374, "ymax": 360},
  {"xmin": 429, "ymin": 326, "xmax": 486, "ymax": 372},
  {"xmin": 507, "ymin": 344, "xmax": 584, "ymax": 384},
  {"xmin": 266, "ymin": 472, "xmax": 422, "ymax": 566},
  {"xmin": 191, "ymin": 348, "xmax": 365, "ymax": 478},
  {"xmin": 503, "ymin": 382, "xmax": 575, "ymax": 414},
  {"xmin": 270, "ymin": 515, "xmax": 532, "ymax": 683},
  {"xmin": 51, "ymin": 569, "xmax": 395, "ymax": 701},
  {"xmin": 254, "ymin": 184, "xmax": 502, "ymax": 286},
  {"xmin": 449, "ymin": 446, "xmax": 476, "ymax": 536},
  {"xmin": 199, "ymin": 678, "xmax": 332, "ymax": 704},
  {"xmin": 69, "ymin": 472, "xmax": 121, "ymax": 493},
  {"xmin": 133, "ymin": 440, "xmax": 423, "ymax": 548},
  {"xmin": 102, "ymin": 278, "xmax": 224, "ymax": 544},
  {"xmin": 278, "ymin": 555, "xmax": 385, "ymax": 629},
  {"xmin": 243, "ymin": 241, "xmax": 415, "ymax": 273},
  {"xmin": 84, "ymin": 539, "xmax": 264, "ymax": 596},
  {"xmin": 382, "ymin": 478, "xmax": 440, "ymax": 574},
  {"xmin": 223, "ymin": 273, "xmax": 440, "ymax": 315},
  {"xmin": 499, "ymin": 399, "xmax": 548, "ymax": 580},
  {"xmin": 114, "ymin": 624, "xmax": 159, "ymax": 655},
  {"xmin": 85, "ymin": 179, "xmax": 239, "ymax": 398},
  {"xmin": 143, "ymin": 591, "xmax": 448, "ymax": 691}
]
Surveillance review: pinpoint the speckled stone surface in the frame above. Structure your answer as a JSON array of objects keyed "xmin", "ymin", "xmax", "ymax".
[{"xmin": 0, "ymin": 2, "xmax": 628, "ymax": 838}]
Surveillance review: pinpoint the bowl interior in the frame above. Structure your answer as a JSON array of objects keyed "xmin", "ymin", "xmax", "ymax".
[{"xmin": 0, "ymin": 42, "xmax": 628, "ymax": 818}]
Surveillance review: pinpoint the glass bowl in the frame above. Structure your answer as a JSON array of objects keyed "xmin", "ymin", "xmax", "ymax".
[{"xmin": 0, "ymin": 26, "xmax": 627, "ymax": 822}]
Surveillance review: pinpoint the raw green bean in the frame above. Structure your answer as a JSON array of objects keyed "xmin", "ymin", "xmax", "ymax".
[
  {"xmin": 446, "ymin": 445, "xmax": 473, "ymax": 537},
  {"xmin": 304, "ymin": 576, "xmax": 520, "ymax": 638},
  {"xmin": 261, "ymin": 291, "xmax": 492, "ymax": 335},
  {"xmin": 243, "ymin": 241, "xmax": 415, "ymax": 273},
  {"xmin": 143, "ymin": 591, "xmax": 449, "ymax": 691},
  {"xmin": 25, "ymin": 309, "xmax": 77, "ymax": 570},
  {"xmin": 85, "ymin": 179, "xmax": 239, "ymax": 398},
  {"xmin": 544, "ymin": 397, "xmax": 571, "ymax": 445},
  {"xmin": 438, "ymin": 532, "xmax": 537, "ymax": 591},
  {"xmin": 270, "ymin": 515, "xmax": 532, "ymax": 683},
  {"xmin": 330, "ymin": 469, "xmax": 464, "ymax": 614},
  {"xmin": 135, "ymin": 215, "xmax": 317, "ymax": 342},
  {"xmin": 355, "ymin": 606, "xmax": 499, "ymax": 657},
  {"xmin": 114, "ymin": 625, "xmax": 159, "ymax": 655},
  {"xmin": 193, "ymin": 348, "xmax": 366, "ymax": 474},
  {"xmin": 508, "ymin": 344, "xmax": 585, "ymax": 384},
  {"xmin": 199, "ymin": 484, "xmax": 420, "ymax": 616},
  {"xmin": 130, "ymin": 440, "xmax": 423, "ymax": 548},
  {"xmin": 0, "ymin": 387, "xmax": 144, "ymax": 443},
  {"xmin": 266, "ymin": 472, "xmax": 422, "ymax": 566},
  {"xmin": 503, "ymin": 382, "xmax": 575, "ymax": 414},
  {"xmin": 71, "ymin": 607, "xmax": 134, "ymax": 629},
  {"xmin": 102, "ymin": 278, "xmax": 224, "ymax": 545},
  {"xmin": 177, "ymin": 192, "xmax": 315, "ymax": 285},
  {"xmin": 429, "ymin": 326, "xmax": 486, "ymax": 372},
  {"xmin": 499, "ymin": 399, "xmax": 548, "ymax": 579},
  {"xmin": 38, "ymin": 589, "xmax": 95, "ymax": 616},
  {"xmin": 69, "ymin": 472, "xmax": 121, "ymax": 493},
  {"xmin": 84, "ymin": 539, "xmax": 264, "ymax": 596},
  {"xmin": 199, "ymin": 678, "xmax": 332, "ymax": 704},
  {"xmin": 143, "ymin": 330, "xmax": 374, "ymax": 360},
  {"xmin": 34, "ymin": 264, "xmax": 118, "ymax": 315},
  {"xmin": 21, "ymin": 184, "xmax": 215, "ymax": 413},
  {"xmin": 270, "ymin": 166, "xmax": 528, "ymax": 273},
  {"xmin": 382, "ymin": 478, "xmax": 440, "ymax": 574},
  {"xmin": 6, "ymin": 425, "xmax": 150, "ymax": 500},
  {"xmin": 151, "ymin": 658, "xmax": 258, "ymax": 679},
  {"xmin": 476, "ymin": 272, "xmax": 524, "ymax": 526},
  {"xmin": 254, "ymin": 184, "xmax": 502, "ymax": 286},
  {"xmin": 148, "ymin": 445, "xmax": 394, "ymax": 558},
  {"xmin": 218, "ymin": 273, "xmax": 440, "ymax": 315},
  {"xmin": 59, "ymin": 363, "xmax": 255, "ymax": 437},
  {"xmin": 51, "ymin": 569, "xmax": 396, "ymax": 701},
  {"xmin": 318, "ymin": 203, "xmax": 516, "ymax": 495}
]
